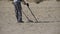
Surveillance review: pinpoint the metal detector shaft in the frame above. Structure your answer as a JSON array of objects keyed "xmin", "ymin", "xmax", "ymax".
[
  {"xmin": 27, "ymin": 5, "xmax": 38, "ymax": 22},
  {"xmin": 22, "ymin": 11, "xmax": 33, "ymax": 22},
  {"xmin": 22, "ymin": 11, "xmax": 30, "ymax": 21}
]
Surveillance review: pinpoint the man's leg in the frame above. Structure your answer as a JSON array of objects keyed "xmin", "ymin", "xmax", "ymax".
[
  {"xmin": 17, "ymin": 2, "xmax": 23, "ymax": 22},
  {"xmin": 14, "ymin": 2, "xmax": 23, "ymax": 22}
]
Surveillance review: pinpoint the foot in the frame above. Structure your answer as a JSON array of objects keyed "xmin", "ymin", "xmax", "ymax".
[{"xmin": 18, "ymin": 21, "xmax": 24, "ymax": 23}]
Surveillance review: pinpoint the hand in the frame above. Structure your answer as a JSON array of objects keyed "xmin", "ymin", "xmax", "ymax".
[{"xmin": 26, "ymin": 3, "xmax": 29, "ymax": 7}]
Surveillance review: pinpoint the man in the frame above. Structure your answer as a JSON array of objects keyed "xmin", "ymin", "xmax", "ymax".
[{"xmin": 13, "ymin": 0, "xmax": 28, "ymax": 23}]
